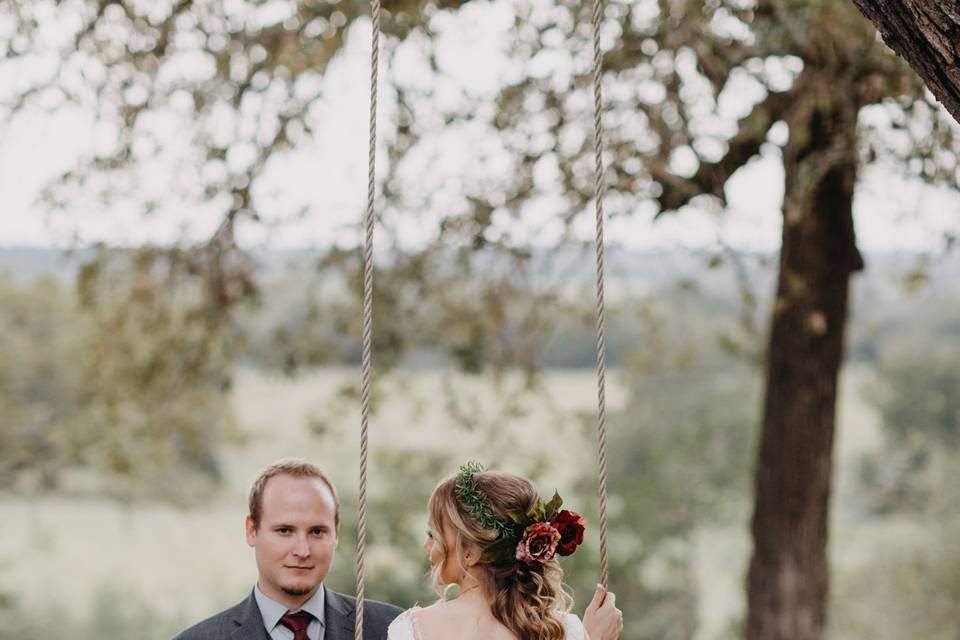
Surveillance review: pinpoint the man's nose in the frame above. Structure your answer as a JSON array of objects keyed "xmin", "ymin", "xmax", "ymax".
[{"xmin": 293, "ymin": 535, "xmax": 311, "ymax": 557}]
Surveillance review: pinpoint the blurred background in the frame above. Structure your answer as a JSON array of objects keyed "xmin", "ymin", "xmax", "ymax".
[{"xmin": 2, "ymin": 1, "xmax": 960, "ymax": 639}]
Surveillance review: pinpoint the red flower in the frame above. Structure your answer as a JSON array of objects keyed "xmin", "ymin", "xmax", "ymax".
[
  {"xmin": 516, "ymin": 522, "xmax": 561, "ymax": 566},
  {"xmin": 551, "ymin": 510, "xmax": 586, "ymax": 556}
]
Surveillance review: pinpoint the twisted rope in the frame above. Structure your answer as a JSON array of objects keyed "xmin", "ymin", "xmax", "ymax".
[
  {"xmin": 356, "ymin": 0, "xmax": 380, "ymax": 636},
  {"xmin": 589, "ymin": 0, "xmax": 611, "ymax": 589}
]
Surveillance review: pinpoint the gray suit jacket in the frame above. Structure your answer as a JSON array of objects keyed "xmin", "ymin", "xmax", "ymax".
[{"xmin": 173, "ymin": 588, "xmax": 402, "ymax": 640}]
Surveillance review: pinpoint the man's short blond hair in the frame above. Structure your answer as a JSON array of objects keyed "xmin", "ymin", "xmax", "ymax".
[{"xmin": 248, "ymin": 458, "xmax": 340, "ymax": 530}]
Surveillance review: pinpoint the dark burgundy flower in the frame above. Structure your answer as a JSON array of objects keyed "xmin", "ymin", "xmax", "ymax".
[{"xmin": 551, "ymin": 510, "xmax": 586, "ymax": 556}]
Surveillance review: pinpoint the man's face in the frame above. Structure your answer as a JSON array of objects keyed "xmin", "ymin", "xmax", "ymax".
[{"xmin": 246, "ymin": 474, "xmax": 338, "ymax": 607}]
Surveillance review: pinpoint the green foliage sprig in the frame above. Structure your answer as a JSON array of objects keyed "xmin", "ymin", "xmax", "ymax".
[{"xmin": 455, "ymin": 462, "xmax": 517, "ymax": 541}]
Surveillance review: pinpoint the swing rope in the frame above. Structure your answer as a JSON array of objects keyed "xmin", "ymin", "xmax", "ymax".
[
  {"xmin": 355, "ymin": 0, "xmax": 380, "ymax": 635},
  {"xmin": 588, "ymin": 0, "xmax": 611, "ymax": 590},
  {"xmin": 355, "ymin": 0, "xmax": 610, "ymax": 632}
]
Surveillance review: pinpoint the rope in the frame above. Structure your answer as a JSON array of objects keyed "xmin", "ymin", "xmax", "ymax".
[
  {"xmin": 356, "ymin": 0, "xmax": 381, "ymax": 636},
  {"xmin": 589, "ymin": 0, "xmax": 611, "ymax": 589}
]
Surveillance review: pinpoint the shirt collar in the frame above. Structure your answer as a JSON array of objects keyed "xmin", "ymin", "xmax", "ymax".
[{"xmin": 255, "ymin": 583, "xmax": 326, "ymax": 633}]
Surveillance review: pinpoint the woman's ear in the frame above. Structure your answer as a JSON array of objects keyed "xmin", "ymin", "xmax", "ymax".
[{"xmin": 463, "ymin": 548, "xmax": 480, "ymax": 568}]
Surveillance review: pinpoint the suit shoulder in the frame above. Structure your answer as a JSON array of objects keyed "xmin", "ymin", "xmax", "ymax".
[
  {"xmin": 172, "ymin": 601, "xmax": 245, "ymax": 640},
  {"xmin": 334, "ymin": 592, "xmax": 404, "ymax": 620},
  {"xmin": 365, "ymin": 597, "xmax": 404, "ymax": 617}
]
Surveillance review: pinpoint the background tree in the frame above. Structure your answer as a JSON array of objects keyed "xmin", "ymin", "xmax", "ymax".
[
  {"xmin": 0, "ymin": 252, "xmax": 244, "ymax": 500},
  {"xmin": 858, "ymin": 342, "xmax": 960, "ymax": 514},
  {"xmin": 602, "ymin": 306, "xmax": 761, "ymax": 639}
]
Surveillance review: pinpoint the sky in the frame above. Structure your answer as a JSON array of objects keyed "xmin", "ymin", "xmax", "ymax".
[{"xmin": 1, "ymin": 1, "xmax": 958, "ymax": 255}]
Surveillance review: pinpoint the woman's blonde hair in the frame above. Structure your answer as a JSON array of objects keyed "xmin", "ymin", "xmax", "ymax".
[{"xmin": 428, "ymin": 470, "xmax": 574, "ymax": 640}]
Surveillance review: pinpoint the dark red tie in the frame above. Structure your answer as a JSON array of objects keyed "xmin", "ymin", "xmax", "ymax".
[{"xmin": 280, "ymin": 610, "xmax": 313, "ymax": 640}]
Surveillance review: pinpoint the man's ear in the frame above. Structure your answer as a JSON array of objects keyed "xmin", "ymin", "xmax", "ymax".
[{"xmin": 245, "ymin": 515, "xmax": 257, "ymax": 547}]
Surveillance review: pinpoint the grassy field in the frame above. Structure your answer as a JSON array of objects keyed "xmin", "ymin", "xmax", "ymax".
[{"xmin": 0, "ymin": 364, "xmax": 925, "ymax": 639}]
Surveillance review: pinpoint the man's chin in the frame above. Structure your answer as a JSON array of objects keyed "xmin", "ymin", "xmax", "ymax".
[{"xmin": 280, "ymin": 581, "xmax": 319, "ymax": 597}]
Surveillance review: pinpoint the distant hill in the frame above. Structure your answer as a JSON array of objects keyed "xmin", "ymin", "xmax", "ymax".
[
  {"xmin": 0, "ymin": 247, "xmax": 93, "ymax": 282},
  {"xmin": 2, "ymin": 245, "xmax": 957, "ymax": 369},
  {"xmin": 1, "ymin": 245, "xmax": 958, "ymax": 300}
]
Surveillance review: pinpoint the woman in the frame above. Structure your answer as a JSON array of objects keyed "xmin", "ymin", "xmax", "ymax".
[{"xmin": 387, "ymin": 463, "xmax": 624, "ymax": 640}]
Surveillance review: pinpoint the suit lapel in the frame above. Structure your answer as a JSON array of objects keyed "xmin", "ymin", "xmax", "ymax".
[
  {"xmin": 231, "ymin": 590, "xmax": 272, "ymax": 640},
  {"xmin": 323, "ymin": 588, "xmax": 356, "ymax": 640}
]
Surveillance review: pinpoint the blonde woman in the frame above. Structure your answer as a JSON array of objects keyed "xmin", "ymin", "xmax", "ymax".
[{"xmin": 387, "ymin": 463, "xmax": 624, "ymax": 640}]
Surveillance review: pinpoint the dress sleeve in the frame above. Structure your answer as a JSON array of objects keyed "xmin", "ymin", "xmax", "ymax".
[
  {"xmin": 563, "ymin": 612, "xmax": 588, "ymax": 640},
  {"xmin": 386, "ymin": 608, "xmax": 420, "ymax": 640}
]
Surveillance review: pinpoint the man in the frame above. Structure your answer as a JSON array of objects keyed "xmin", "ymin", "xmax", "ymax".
[{"xmin": 174, "ymin": 458, "xmax": 401, "ymax": 640}]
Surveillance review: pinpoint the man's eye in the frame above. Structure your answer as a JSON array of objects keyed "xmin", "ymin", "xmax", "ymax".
[
  {"xmin": 278, "ymin": 527, "xmax": 291, "ymax": 534},
  {"xmin": 426, "ymin": 530, "xmax": 434, "ymax": 539},
  {"xmin": 311, "ymin": 528, "xmax": 325, "ymax": 536}
]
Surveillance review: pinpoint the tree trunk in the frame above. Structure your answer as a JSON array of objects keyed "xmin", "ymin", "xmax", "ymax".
[
  {"xmin": 852, "ymin": 0, "xmax": 960, "ymax": 124},
  {"xmin": 745, "ymin": 100, "xmax": 865, "ymax": 640}
]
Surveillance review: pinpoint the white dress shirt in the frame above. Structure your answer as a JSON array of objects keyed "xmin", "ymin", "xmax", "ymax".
[{"xmin": 254, "ymin": 583, "xmax": 326, "ymax": 640}]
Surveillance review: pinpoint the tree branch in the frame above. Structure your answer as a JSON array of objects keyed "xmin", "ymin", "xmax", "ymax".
[
  {"xmin": 852, "ymin": 0, "xmax": 960, "ymax": 123},
  {"xmin": 652, "ymin": 88, "xmax": 793, "ymax": 212}
]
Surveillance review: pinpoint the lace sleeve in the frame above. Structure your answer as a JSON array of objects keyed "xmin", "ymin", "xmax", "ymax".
[
  {"xmin": 387, "ymin": 608, "xmax": 421, "ymax": 640},
  {"xmin": 563, "ymin": 612, "xmax": 588, "ymax": 640}
]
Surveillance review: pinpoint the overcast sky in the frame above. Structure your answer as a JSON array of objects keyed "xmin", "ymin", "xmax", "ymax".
[{"xmin": 1, "ymin": 2, "xmax": 958, "ymax": 254}]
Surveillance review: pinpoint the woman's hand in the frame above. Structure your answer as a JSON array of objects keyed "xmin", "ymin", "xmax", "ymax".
[{"xmin": 583, "ymin": 584, "xmax": 623, "ymax": 640}]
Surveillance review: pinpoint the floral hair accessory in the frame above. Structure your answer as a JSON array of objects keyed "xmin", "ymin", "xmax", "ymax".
[
  {"xmin": 454, "ymin": 462, "xmax": 587, "ymax": 567},
  {"xmin": 455, "ymin": 461, "xmax": 516, "ymax": 539},
  {"xmin": 515, "ymin": 522, "xmax": 561, "ymax": 565},
  {"xmin": 552, "ymin": 509, "xmax": 586, "ymax": 556}
]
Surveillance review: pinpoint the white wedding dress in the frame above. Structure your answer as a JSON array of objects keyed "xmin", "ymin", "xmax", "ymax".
[{"xmin": 387, "ymin": 606, "xmax": 588, "ymax": 640}]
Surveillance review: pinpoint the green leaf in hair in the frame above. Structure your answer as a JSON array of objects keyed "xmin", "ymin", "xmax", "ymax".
[
  {"xmin": 454, "ymin": 461, "xmax": 516, "ymax": 541},
  {"xmin": 544, "ymin": 491, "xmax": 563, "ymax": 520}
]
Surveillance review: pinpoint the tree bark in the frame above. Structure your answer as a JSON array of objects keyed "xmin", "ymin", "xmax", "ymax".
[
  {"xmin": 852, "ymin": 0, "xmax": 960, "ymax": 123},
  {"xmin": 745, "ymin": 97, "xmax": 865, "ymax": 640}
]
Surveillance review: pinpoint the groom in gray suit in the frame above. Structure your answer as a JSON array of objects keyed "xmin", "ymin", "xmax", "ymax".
[{"xmin": 174, "ymin": 458, "xmax": 401, "ymax": 640}]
